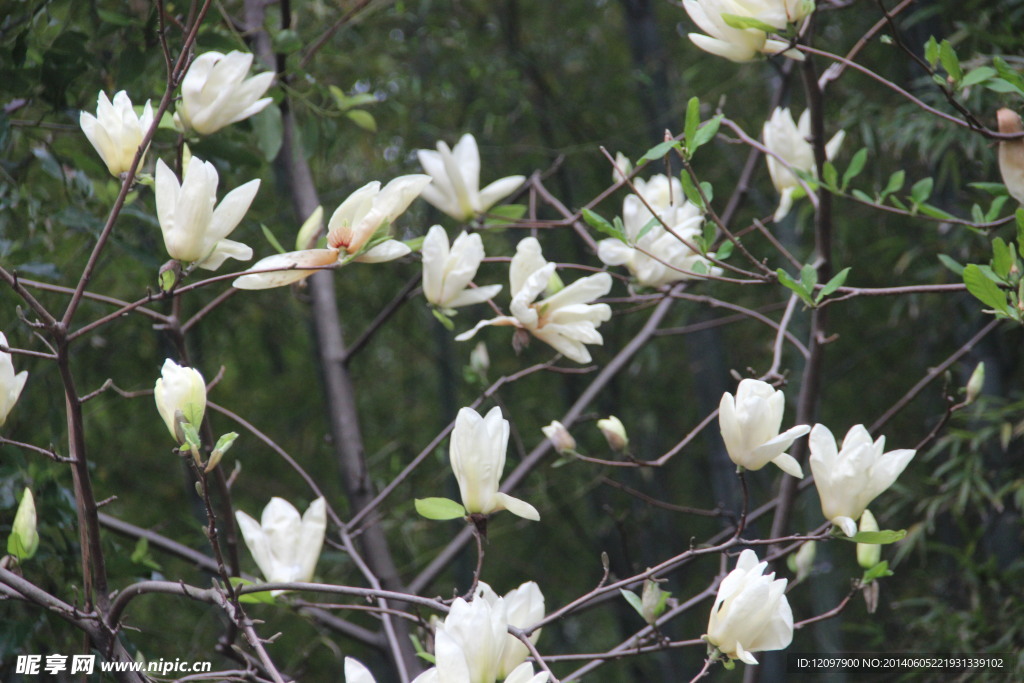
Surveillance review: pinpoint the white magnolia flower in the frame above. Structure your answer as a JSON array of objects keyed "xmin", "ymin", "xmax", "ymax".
[
  {"xmin": 80, "ymin": 90, "xmax": 153, "ymax": 177},
  {"xmin": 598, "ymin": 175, "xmax": 718, "ymax": 288},
  {"xmin": 718, "ymin": 379, "xmax": 809, "ymax": 477},
  {"xmin": 684, "ymin": 0, "xmax": 812, "ymax": 63},
  {"xmin": 235, "ymin": 497, "xmax": 326, "ymax": 588},
  {"xmin": 0, "ymin": 332, "xmax": 28, "ymax": 428},
  {"xmin": 449, "ymin": 407, "xmax": 539, "ymax": 521},
  {"xmin": 417, "ymin": 133, "xmax": 525, "ymax": 221},
  {"xmin": 705, "ymin": 549, "xmax": 793, "ymax": 665},
  {"xmin": 153, "ymin": 359, "xmax": 206, "ymax": 443},
  {"xmin": 456, "ymin": 237, "xmax": 613, "ymax": 364},
  {"xmin": 155, "ymin": 157, "xmax": 258, "ymax": 270},
  {"xmin": 344, "ymin": 658, "xmax": 437, "ymax": 683},
  {"xmin": 475, "ymin": 581, "xmax": 545, "ymax": 679},
  {"xmin": 809, "ymin": 424, "xmax": 915, "ymax": 537},
  {"xmin": 422, "ymin": 225, "xmax": 502, "ymax": 311},
  {"xmin": 177, "ymin": 51, "xmax": 274, "ymax": 135},
  {"xmin": 436, "ymin": 593, "xmax": 508, "ymax": 683},
  {"xmin": 233, "ymin": 175, "xmax": 430, "ymax": 290},
  {"xmin": 763, "ymin": 107, "xmax": 845, "ymax": 221}
]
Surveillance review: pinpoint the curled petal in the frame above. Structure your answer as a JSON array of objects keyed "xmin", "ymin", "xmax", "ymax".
[{"xmin": 233, "ymin": 249, "xmax": 339, "ymax": 289}]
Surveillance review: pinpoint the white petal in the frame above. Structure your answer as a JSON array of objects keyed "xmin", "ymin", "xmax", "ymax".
[
  {"xmin": 355, "ymin": 240, "xmax": 412, "ymax": 263},
  {"xmin": 232, "ymin": 249, "xmax": 339, "ymax": 289},
  {"xmin": 495, "ymin": 492, "xmax": 540, "ymax": 521}
]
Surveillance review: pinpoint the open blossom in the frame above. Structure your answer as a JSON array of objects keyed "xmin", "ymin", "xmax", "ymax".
[
  {"xmin": 997, "ymin": 108, "xmax": 1024, "ymax": 203},
  {"xmin": 154, "ymin": 359, "xmax": 206, "ymax": 443},
  {"xmin": 449, "ymin": 407, "xmax": 539, "ymax": 521},
  {"xmin": 233, "ymin": 175, "xmax": 430, "ymax": 290},
  {"xmin": 422, "ymin": 225, "xmax": 502, "ymax": 311},
  {"xmin": 476, "ymin": 581, "xmax": 545, "ymax": 679},
  {"xmin": 763, "ymin": 107, "xmax": 845, "ymax": 221},
  {"xmin": 705, "ymin": 549, "xmax": 793, "ymax": 665},
  {"xmin": 177, "ymin": 51, "xmax": 274, "ymax": 135},
  {"xmin": 155, "ymin": 157, "xmax": 258, "ymax": 270},
  {"xmin": 80, "ymin": 91, "xmax": 153, "ymax": 177},
  {"xmin": 598, "ymin": 174, "xmax": 718, "ymax": 288},
  {"xmin": 684, "ymin": 0, "xmax": 812, "ymax": 63},
  {"xmin": 809, "ymin": 424, "xmax": 915, "ymax": 537},
  {"xmin": 235, "ymin": 497, "xmax": 326, "ymax": 587},
  {"xmin": 0, "ymin": 332, "xmax": 28, "ymax": 428},
  {"xmin": 456, "ymin": 237, "xmax": 612, "ymax": 364},
  {"xmin": 418, "ymin": 133, "xmax": 525, "ymax": 221},
  {"xmin": 719, "ymin": 379, "xmax": 809, "ymax": 477}
]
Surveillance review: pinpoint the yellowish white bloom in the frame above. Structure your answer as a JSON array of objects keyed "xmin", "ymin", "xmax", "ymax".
[
  {"xmin": 449, "ymin": 407, "xmax": 539, "ymax": 521},
  {"xmin": 475, "ymin": 581, "xmax": 545, "ymax": 679},
  {"xmin": 0, "ymin": 332, "xmax": 28, "ymax": 428},
  {"xmin": 235, "ymin": 497, "xmax": 326, "ymax": 587},
  {"xmin": 684, "ymin": 0, "xmax": 812, "ymax": 63},
  {"xmin": 705, "ymin": 549, "xmax": 793, "ymax": 665},
  {"xmin": 597, "ymin": 174, "xmax": 718, "ymax": 287},
  {"xmin": 155, "ymin": 157, "xmax": 258, "ymax": 270},
  {"xmin": 763, "ymin": 107, "xmax": 845, "ymax": 221},
  {"xmin": 344, "ymin": 658, "xmax": 437, "ymax": 683},
  {"xmin": 718, "ymin": 379, "xmax": 809, "ymax": 477},
  {"xmin": 80, "ymin": 91, "xmax": 153, "ymax": 177},
  {"xmin": 809, "ymin": 424, "xmax": 915, "ymax": 537},
  {"xmin": 7, "ymin": 488, "xmax": 38, "ymax": 561},
  {"xmin": 456, "ymin": 237, "xmax": 612, "ymax": 364},
  {"xmin": 233, "ymin": 175, "xmax": 430, "ymax": 290},
  {"xmin": 418, "ymin": 134, "xmax": 525, "ymax": 221},
  {"xmin": 177, "ymin": 51, "xmax": 274, "ymax": 135},
  {"xmin": 422, "ymin": 225, "xmax": 502, "ymax": 311},
  {"xmin": 597, "ymin": 415, "xmax": 629, "ymax": 452},
  {"xmin": 154, "ymin": 359, "xmax": 206, "ymax": 443}
]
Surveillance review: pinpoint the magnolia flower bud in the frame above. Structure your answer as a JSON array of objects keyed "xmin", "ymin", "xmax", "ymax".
[
  {"xmin": 235, "ymin": 497, "xmax": 326, "ymax": 591},
  {"xmin": 997, "ymin": 108, "xmax": 1024, "ymax": 203},
  {"xmin": 792, "ymin": 540, "xmax": 816, "ymax": 582},
  {"xmin": 965, "ymin": 362, "xmax": 985, "ymax": 405},
  {"xmin": 417, "ymin": 133, "xmax": 525, "ymax": 221},
  {"xmin": 857, "ymin": 509, "xmax": 882, "ymax": 569},
  {"xmin": 542, "ymin": 420, "xmax": 576, "ymax": 455},
  {"xmin": 597, "ymin": 415, "xmax": 629, "ymax": 452},
  {"xmin": 154, "ymin": 359, "xmax": 206, "ymax": 444},
  {"xmin": 177, "ymin": 51, "xmax": 274, "ymax": 136},
  {"xmin": 809, "ymin": 424, "xmax": 915, "ymax": 537},
  {"xmin": 705, "ymin": 549, "xmax": 793, "ymax": 665},
  {"xmin": 7, "ymin": 488, "xmax": 38, "ymax": 561},
  {"xmin": 0, "ymin": 332, "xmax": 28, "ymax": 428},
  {"xmin": 80, "ymin": 90, "xmax": 153, "ymax": 177},
  {"xmin": 470, "ymin": 341, "xmax": 490, "ymax": 378}
]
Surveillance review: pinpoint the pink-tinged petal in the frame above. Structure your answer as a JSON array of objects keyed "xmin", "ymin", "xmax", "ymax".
[
  {"xmin": 327, "ymin": 181, "xmax": 381, "ymax": 247},
  {"xmin": 232, "ymin": 249, "xmax": 339, "ymax": 289}
]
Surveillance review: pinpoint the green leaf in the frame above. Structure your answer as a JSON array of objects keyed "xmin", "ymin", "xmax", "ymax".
[
  {"xmin": 261, "ymin": 224, "xmax": 287, "ymax": 255},
  {"xmin": 691, "ymin": 115, "xmax": 722, "ymax": 152},
  {"xmin": 841, "ymin": 148, "xmax": 868, "ymax": 191},
  {"xmin": 251, "ymin": 105, "xmax": 283, "ymax": 162},
  {"xmin": 582, "ymin": 208, "xmax": 626, "ymax": 242},
  {"xmin": 963, "ymin": 264, "xmax": 1010, "ymax": 313},
  {"xmin": 414, "ymin": 497, "xmax": 467, "ymax": 520},
  {"xmin": 799, "ymin": 263, "xmax": 818, "ymax": 291},
  {"xmin": 939, "ymin": 39, "xmax": 962, "ymax": 84},
  {"xmin": 684, "ymin": 97, "xmax": 700, "ymax": 151},
  {"xmin": 231, "ymin": 577, "xmax": 276, "ymax": 604},
  {"xmin": 635, "ymin": 216, "xmax": 660, "ymax": 243},
  {"xmin": 720, "ymin": 13, "xmax": 779, "ymax": 33},
  {"xmin": 910, "ymin": 177, "xmax": 933, "ymax": 205},
  {"xmin": 483, "ymin": 204, "xmax": 527, "ymax": 225},
  {"xmin": 715, "ymin": 239, "xmax": 734, "ymax": 260},
  {"xmin": 962, "ymin": 66, "xmax": 997, "ymax": 87},
  {"xmin": 881, "ymin": 170, "xmax": 905, "ymax": 200},
  {"xmin": 992, "ymin": 238, "xmax": 1013, "ymax": 279},
  {"xmin": 918, "ymin": 203, "xmax": 956, "ymax": 220},
  {"xmin": 638, "ymin": 140, "xmax": 681, "ymax": 162},
  {"xmin": 346, "ymin": 110, "xmax": 377, "ymax": 132},
  {"xmin": 816, "ymin": 267, "xmax": 851, "ymax": 302},
  {"xmin": 777, "ymin": 268, "xmax": 814, "ymax": 306},
  {"xmin": 1016, "ymin": 208, "xmax": 1024, "ymax": 245},
  {"xmin": 937, "ymin": 254, "xmax": 965, "ymax": 276},
  {"xmin": 821, "ymin": 161, "xmax": 838, "ymax": 190},
  {"xmin": 679, "ymin": 172, "xmax": 705, "ymax": 211},
  {"xmin": 836, "ymin": 529, "xmax": 907, "ymax": 544},
  {"xmin": 969, "ymin": 182, "xmax": 1009, "ymax": 196},
  {"xmin": 993, "ymin": 57, "xmax": 1024, "ymax": 94},
  {"xmin": 923, "ymin": 36, "xmax": 940, "ymax": 68},
  {"xmin": 272, "ymin": 28, "xmax": 303, "ymax": 55},
  {"xmin": 620, "ymin": 589, "xmax": 644, "ymax": 618},
  {"xmin": 985, "ymin": 196, "xmax": 1008, "ymax": 222},
  {"xmin": 862, "ymin": 560, "xmax": 894, "ymax": 583},
  {"xmin": 432, "ymin": 308, "xmax": 455, "ymax": 331},
  {"xmin": 851, "ymin": 189, "xmax": 873, "ymax": 203}
]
